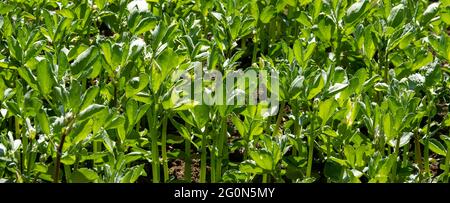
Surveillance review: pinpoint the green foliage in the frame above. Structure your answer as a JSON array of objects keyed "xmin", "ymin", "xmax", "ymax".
[{"xmin": 0, "ymin": 0, "xmax": 449, "ymax": 183}]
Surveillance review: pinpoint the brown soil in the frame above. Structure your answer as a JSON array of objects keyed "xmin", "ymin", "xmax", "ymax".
[{"xmin": 169, "ymin": 158, "xmax": 202, "ymax": 183}]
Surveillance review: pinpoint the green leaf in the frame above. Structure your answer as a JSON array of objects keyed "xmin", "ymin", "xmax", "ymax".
[
  {"xmin": 125, "ymin": 73, "xmax": 149, "ymax": 98},
  {"xmin": 53, "ymin": 18, "xmax": 72, "ymax": 44},
  {"xmin": 345, "ymin": 0, "xmax": 369, "ymax": 25},
  {"xmin": 314, "ymin": 15, "xmax": 334, "ymax": 42},
  {"xmin": 289, "ymin": 75, "xmax": 305, "ymax": 99},
  {"xmin": 326, "ymin": 83, "xmax": 348, "ymax": 97},
  {"xmin": 307, "ymin": 71, "xmax": 325, "ymax": 99},
  {"xmin": 296, "ymin": 12, "xmax": 312, "ymax": 27},
  {"xmin": 6, "ymin": 101, "xmax": 20, "ymax": 116},
  {"xmin": 293, "ymin": 40, "xmax": 303, "ymax": 64},
  {"xmin": 100, "ymin": 41, "xmax": 113, "ymax": 66},
  {"xmin": 94, "ymin": 0, "xmax": 107, "ymax": 10},
  {"xmin": 260, "ymin": 6, "xmax": 275, "ymax": 24},
  {"xmin": 191, "ymin": 105, "xmax": 210, "ymax": 129},
  {"xmin": 428, "ymin": 138, "xmax": 447, "ymax": 156},
  {"xmin": 77, "ymin": 104, "xmax": 107, "ymax": 122},
  {"xmin": 313, "ymin": 0, "xmax": 322, "ymax": 21},
  {"xmin": 7, "ymin": 36, "xmax": 22, "ymax": 62},
  {"xmin": 424, "ymin": 65, "xmax": 442, "ymax": 88},
  {"xmin": 249, "ymin": 149, "xmax": 273, "ymax": 171},
  {"xmin": 421, "ymin": 2, "xmax": 440, "ymax": 25},
  {"xmin": 324, "ymin": 159, "xmax": 345, "ymax": 182},
  {"xmin": 441, "ymin": 135, "xmax": 450, "ymax": 147},
  {"xmin": 36, "ymin": 59, "xmax": 54, "ymax": 96},
  {"xmin": 0, "ymin": 2, "xmax": 15, "ymax": 14},
  {"xmin": 239, "ymin": 160, "xmax": 263, "ymax": 174},
  {"xmin": 101, "ymin": 131, "xmax": 115, "ymax": 153},
  {"xmin": 120, "ymin": 164, "xmax": 147, "ymax": 183},
  {"xmin": 24, "ymin": 40, "xmax": 44, "ymax": 63},
  {"xmin": 128, "ymin": 38, "xmax": 146, "ymax": 60},
  {"xmin": 170, "ymin": 118, "xmax": 192, "ymax": 141},
  {"xmin": 388, "ymin": 132, "xmax": 413, "ymax": 148},
  {"xmin": 444, "ymin": 115, "xmax": 450, "ymax": 127},
  {"xmin": 71, "ymin": 168, "xmax": 99, "ymax": 183},
  {"xmin": 80, "ymin": 86, "xmax": 100, "ymax": 111},
  {"xmin": 374, "ymin": 82, "xmax": 389, "ymax": 92},
  {"xmin": 61, "ymin": 154, "xmax": 76, "ymax": 165},
  {"xmin": 17, "ymin": 67, "xmax": 39, "ymax": 91},
  {"xmin": 71, "ymin": 120, "xmax": 93, "ymax": 144},
  {"xmin": 134, "ymin": 17, "xmax": 157, "ymax": 35},
  {"xmin": 304, "ymin": 38, "xmax": 316, "ymax": 62},
  {"xmin": 318, "ymin": 98, "xmax": 338, "ymax": 126},
  {"xmin": 383, "ymin": 113, "xmax": 396, "ymax": 141},
  {"xmin": 105, "ymin": 115, "xmax": 125, "ymax": 130},
  {"xmin": 231, "ymin": 115, "xmax": 246, "ymax": 137},
  {"xmin": 70, "ymin": 46, "xmax": 99, "ymax": 75},
  {"xmin": 126, "ymin": 99, "xmax": 138, "ymax": 128},
  {"xmin": 37, "ymin": 109, "xmax": 50, "ymax": 135},
  {"xmin": 156, "ymin": 47, "xmax": 179, "ymax": 75},
  {"xmin": 69, "ymin": 82, "xmax": 82, "ymax": 113},
  {"xmin": 387, "ymin": 4, "xmax": 405, "ymax": 28}
]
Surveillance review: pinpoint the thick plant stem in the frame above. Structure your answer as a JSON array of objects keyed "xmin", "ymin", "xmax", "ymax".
[
  {"xmin": 185, "ymin": 131, "xmax": 192, "ymax": 182},
  {"xmin": 424, "ymin": 138, "xmax": 430, "ymax": 177},
  {"xmin": 147, "ymin": 109, "xmax": 160, "ymax": 183},
  {"xmin": 162, "ymin": 116, "xmax": 169, "ymax": 183},
  {"xmin": 262, "ymin": 174, "xmax": 268, "ymax": 183},
  {"xmin": 64, "ymin": 165, "xmax": 71, "ymax": 183},
  {"xmin": 414, "ymin": 130, "xmax": 422, "ymax": 171},
  {"xmin": 402, "ymin": 144, "xmax": 409, "ymax": 168},
  {"xmin": 14, "ymin": 117, "xmax": 22, "ymax": 174},
  {"xmin": 306, "ymin": 107, "xmax": 316, "ymax": 178},
  {"xmin": 210, "ymin": 134, "xmax": 216, "ymax": 183},
  {"xmin": 54, "ymin": 118, "xmax": 74, "ymax": 183},
  {"xmin": 293, "ymin": 120, "xmax": 300, "ymax": 157},
  {"xmin": 306, "ymin": 135, "xmax": 314, "ymax": 178},
  {"xmin": 216, "ymin": 118, "xmax": 227, "ymax": 182},
  {"xmin": 53, "ymin": 134, "xmax": 65, "ymax": 182},
  {"xmin": 327, "ymin": 135, "xmax": 331, "ymax": 159},
  {"xmin": 93, "ymin": 141, "xmax": 101, "ymax": 165},
  {"xmin": 272, "ymin": 102, "xmax": 286, "ymax": 137},
  {"xmin": 424, "ymin": 97, "xmax": 433, "ymax": 177},
  {"xmin": 200, "ymin": 133, "xmax": 207, "ymax": 183},
  {"xmin": 392, "ymin": 133, "xmax": 402, "ymax": 182},
  {"xmin": 444, "ymin": 143, "xmax": 450, "ymax": 183}
]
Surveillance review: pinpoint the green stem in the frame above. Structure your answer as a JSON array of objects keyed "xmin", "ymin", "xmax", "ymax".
[
  {"xmin": 200, "ymin": 132, "xmax": 207, "ymax": 183},
  {"xmin": 445, "ymin": 143, "xmax": 450, "ymax": 183},
  {"xmin": 162, "ymin": 116, "xmax": 169, "ymax": 183},
  {"xmin": 147, "ymin": 107, "xmax": 160, "ymax": 183},
  {"xmin": 327, "ymin": 133, "xmax": 331, "ymax": 159},
  {"xmin": 293, "ymin": 118, "xmax": 300, "ymax": 157},
  {"xmin": 210, "ymin": 132, "xmax": 216, "ymax": 183},
  {"xmin": 424, "ymin": 97, "xmax": 433, "ymax": 177},
  {"xmin": 93, "ymin": 141, "xmax": 101, "ymax": 166},
  {"xmin": 216, "ymin": 118, "xmax": 227, "ymax": 182},
  {"xmin": 64, "ymin": 165, "xmax": 71, "ymax": 183},
  {"xmin": 392, "ymin": 133, "xmax": 401, "ymax": 182},
  {"xmin": 14, "ymin": 117, "xmax": 22, "ymax": 174},
  {"xmin": 306, "ymin": 111, "xmax": 316, "ymax": 178},
  {"xmin": 384, "ymin": 50, "xmax": 389, "ymax": 83},
  {"xmin": 54, "ymin": 118, "xmax": 75, "ymax": 183},
  {"xmin": 414, "ymin": 132, "xmax": 423, "ymax": 172},
  {"xmin": 262, "ymin": 174, "xmax": 268, "ymax": 183},
  {"xmin": 402, "ymin": 144, "xmax": 409, "ymax": 168},
  {"xmin": 272, "ymin": 102, "xmax": 286, "ymax": 137},
  {"xmin": 184, "ymin": 137, "xmax": 192, "ymax": 182},
  {"xmin": 252, "ymin": 38, "xmax": 258, "ymax": 64}
]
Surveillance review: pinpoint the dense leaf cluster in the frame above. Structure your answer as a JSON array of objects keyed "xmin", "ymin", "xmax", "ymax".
[{"xmin": 0, "ymin": 0, "xmax": 449, "ymax": 183}]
